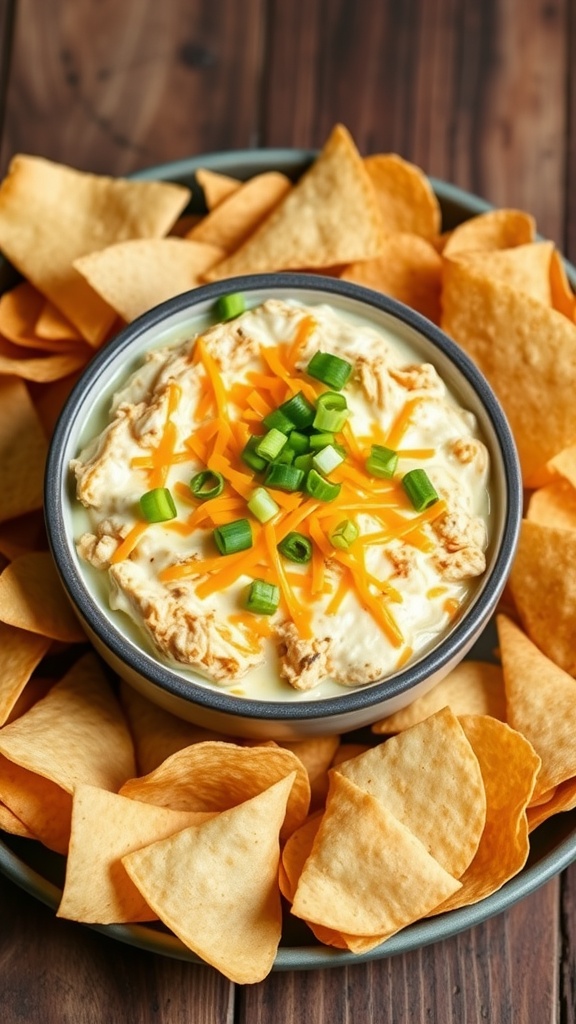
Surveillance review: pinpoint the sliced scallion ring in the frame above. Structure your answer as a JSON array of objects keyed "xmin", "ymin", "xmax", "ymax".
[
  {"xmin": 255, "ymin": 427, "xmax": 288, "ymax": 462},
  {"xmin": 277, "ymin": 531, "xmax": 313, "ymax": 563},
  {"xmin": 244, "ymin": 579, "xmax": 280, "ymax": 615},
  {"xmin": 241, "ymin": 435, "xmax": 267, "ymax": 473},
  {"xmin": 215, "ymin": 292, "xmax": 245, "ymax": 321},
  {"xmin": 313, "ymin": 391, "xmax": 349, "ymax": 433},
  {"xmin": 330, "ymin": 518, "xmax": 359, "ymax": 550},
  {"xmin": 402, "ymin": 468, "xmax": 439, "ymax": 511},
  {"xmin": 139, "ymin": 487, "xmax": 177, "ymax": 523},
  {"xmin": 304, "ymin": 468, "xmax": 342, "ymax": 502},
  {"xmin": 312, "ymin": 444, "xmax": 344, "ymax": 476},
  {"xmin": 278, "ymin": 391, "xmax": 316, "ymax": 429},
  {"xmin": 306, "ymin": 351, "xmax": 353, "ymax": 390},
  {"xmin": 262, "ymin": 407, "xmax": 294, "ymax": 434},
  {"xmin": 189, "ymin": 469, "xmax": 225, "ymax": 501},
  {"xmin": 213, "ymin": 518, "xmax": 253, "ymax": 555},
  {"xmin": 247, "ymin": 487, "xmax": 280, "ymax": 524},
  {"xmin": 366, "ymin": 444, "xmax": 399, "ymax": 480},
  {"xmin": 264, "ymin": 463, "xmax": 305, "ymax": 492}
]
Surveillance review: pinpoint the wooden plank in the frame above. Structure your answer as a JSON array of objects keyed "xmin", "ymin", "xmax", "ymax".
[
  {"xmin": 0, "ymin": 874, "xmax": 234, "ymax": 1024},
  {"xmin": 239, "ymin": 880, "xmax": 559, "ymax": 1023},
  {"xmin": 0, "ymin": 0, "xmax": 265, "ymax": 176}
]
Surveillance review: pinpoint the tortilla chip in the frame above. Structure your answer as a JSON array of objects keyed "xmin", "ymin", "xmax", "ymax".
[
  {"xmin": 430, "ymin": 715, "xmax": 540, "ymax": 912},
  {"xmin": 527, "ymin": 776, "xmax": 576, "ymax": 831},
  {"xmin": 0, "ymin": 335, "xmax": 91, "ymax": 381},
  {"xmin": 187, "ymin": 172, "xmax": 291, "ymax": 251},
  {"xmin": 526, "ymin": 480, "xmax": 576, "ymax": 530},
  {"xmin": 5, "ymin": 675, "xmax": 54, "ymax": 724},
  {"xmin": 0, "ymin": 509, "xmax": 46, "ymax": 560},
  {"xmin": 363, "ymin": 153, "xmax": 441, "ymax": 239},
  {"xmin": 0, "ymin": 282, "xmax": 79, "ymax": 351},
  {"xmin": 196, "ymin": 168, "xmax": 241, "ymax": 209},
  {"xmin": 550, "ymin": 249, "xmax": 576, "ymax": 320},
  {"xmin": 32, "ymin": 371, "xmax": 84, "ymax": 437},
  {"xmin": 58, "ymin": 785, "xmax": 213, "ymax": 923},
  {"xmin": 372, "ymin": 660, "xmax": 506, "ymax": 734},
  {"xmin": 0, "ymin": 551, "xmax": 87, "ymax": 642},
  {"xmin": 497, "ymin": 614, "xmax": 576, "ymax": 797},
  {"xmin": 123, "ymin": 774, "xmax": 295, "ymax": 983},
  {"xmin": 279, "ymin": 812, "xmax": 323, "ymax": 902},
  {"xmin": 0, "ymin": 801, "xmax": 36, "ymax": 839},
  {"xmin": 508, "ymin": 521, "xmax": 576, "ymax": 677},
  {"xmin": 119, "ymin": 740, "xmax": 310, "ymax": 842},
  {"xmin": 547, "ymin": 445, "xmax": 576, "ymax": 489},
  {"xmin": 0, "ymin": 377, "xmax": 48, "ymax": 523},
  {"xmin": 74, "ymin": 238, "xmax": 224, "ymax": 323},
  {"xmin": 0, "ymin": 621, "xmax": 51, "ymax": 726},
  {"xmin": 340, "ymin": 233, "xmax": 442, "ymax": 323},
  {"xmin": 279, "ymin": 735, "xmax": 340, "ymax": 810},
  {"xmin": 449, "ymin": 241, "xmax": 554, "ymax": 305},
  {"xmin": 291, "ymin": 773, "xmax": 460, "ymax": 938},
  {"xmin": 204, "ymin": 124, "xmax": 382, "ymax": 279},
  {"xmin": 442, "ymin": 209, "xmax": 536, "ymax": 257},
  {"xmin": 441, "ymin": 258, "xmax": 576, "ymax": 482},
  {"xmin": 34, "ymin": 299, "xmax": 84, "ymax": 342},
  {"xmin": 0, "ymin": 154, "xmax": 190, "ymax": 345},
  {"xmin": 336, "ymin": 707, "xmax": 486, "ymax": 877}
]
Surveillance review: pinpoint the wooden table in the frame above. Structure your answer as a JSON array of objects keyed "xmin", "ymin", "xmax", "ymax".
[{"xmin": 0, "ymin": 1, "xmax": 575, "ymax": 1020}]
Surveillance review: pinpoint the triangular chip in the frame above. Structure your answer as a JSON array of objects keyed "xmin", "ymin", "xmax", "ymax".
[
  {"xmin": 0, "ymin": 377, "xmax": 48, "ymax": 523},
  {"xmin": 336, "ymin": 707, "xmax": 486, "ymax": 877},
  {"xmin": 58, "ymin": 785, "xmax": 212, "ymax": 924},
  {"xmin": 527, "ymin": 776, "xmax": 576, "ymax": 831},
  {"xmin": 442, "ymin": 208, "xmax": 536, "ymax": 257},
  {"xmin": 187, "ymin": 171, "xmax": 291, "ymax": 251},
  {"xmin": 0, "ymin": 155, "xmax": 190, "ymax": 344},
  {"xmin": 449, "ymin": 241, "xmax": 554, "ymax": 305},
  {"xmin": 204, "ymin": 125, "xmax": 382, "ymax": 279},
  {"xmin": 441, "ymin": 258, "xmax": 576, "ymax": 481},
  {"xmin": 363, "ymin": 153, "xmax": 441, "ymax": 239},
  {"xmin": 372, "ymin": 660, "xmax": 506, "ymax": 734},
  {"xmin": 196, "ymin": 168, "xmax": 241, "ymax": 209},
  {"xmin": 0, "ymin": 335, "xmax": 91, "ymax": 381},
  {"xmin": 279, "ymin": 735, "xmax": 340, "ymax": 810},
  {"xmin": 123, "ymin": 774, "xmax": 295, "ymax": 983},
  {"xmin": 74, "ymin": 238, "xmax": 224, "ymax": 323},
  {"xmin": 0, "ymin": 551, "xmax": 86, "ymax": 641},
  {"xmin": 34, "ymin": 299, "xmax": 83, "ymax": 342},
  {"xmin": 340, "ymin": 233, "xmax": 442, "ymax": 323},
  {"xmin": 550, "ymin": 248, "xmax": 576, "ymax": 320},
  {"xmin": 0, "ymin": 621, "xmax": 51, "ymax": 726},
  {"xmin": 497, "ymin": 614, "xmax": 576, "ymax": 796},
  {"xmin": 508, "ymin": 521, "xmax": 576, "ymax": 676},
  {"xmin": 526, "ymin": 480, "xmax": 576, "ymax": 531}
]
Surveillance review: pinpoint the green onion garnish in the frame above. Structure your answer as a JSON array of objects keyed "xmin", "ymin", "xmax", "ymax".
[
  {"xmin": 313, "ymin": 391, "xmax": 350, "ymax": 433},
  {"xmin": 189, "ymin": 469, "xmax": 225, "ymax": 501},
  {"xmin": 312, "ymin": 444, "xmax": 344, "ymax": 476},
  {"xmin": 330, "ymin": 519, "xmax": 359, "ymax": 550},
  {"xmin": 274, "ymin": 447, "xmax": 295, "ymax": 465},
  {"xmin": 215, "ymin": 292, "xmax": 245, "ymax": 321},
  {"xmin": 247, "ymin": 487, "xmax": 280, "ymax": 524},
  {"xmin": 264, "ymin": 463, "xmax": 305, "ymax": 491},
  {"xmin": 402, "ymin": 468, "xmax": 439, "ymax": 511},
  {"xmin": 139, "ymin": 487, "xmax": 177, "ymax": 523},
  {"xmin": 278, "ymin": 391, "xmax": 316, "ymax": 429},
  {"xmin": 308, "ymin": 431, "xmax": 335, "ymax": 450},
  {"xmin": 286, "ymin": 430, "xmax": 309, "ymax": 455},
  {"xmin": 366, "ymin": 444, "xmax": 399, "ymax": 480},
  {"xmin": 306, "ymin": 351, "xmax": 353, "ymax": 391},
  {"xmin": 277, "ymin": 531, "xmax": 313, "ymax": 564},
  {"xmin": 262, "ymin": 407, "xmax": 294, "ymax": 434},
  {"xmin": 294, "ymin": 452, "xmax": 314, "ymax": 473},
  {"xmin": 304, "ymin": 468, "xmax": 342, "ymax": 502},
  {"xmin": 255, "ymin": 428, "xmax": 288, "ymax": 462},
  {"xmin": 213, "ymin": 518, "xmax": 253, "ymax": 555},
  {"xmin": 244, "ymin": 579, "xmax": 280, "ymax": 615},
  {"xmin": 241, "ymin": 435, "xmax": 267, "ymax": 473}
]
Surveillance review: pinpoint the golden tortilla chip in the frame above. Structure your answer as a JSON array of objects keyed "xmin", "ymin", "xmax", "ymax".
[
  {"xmin": 508, "ymin": 521, "xmax": 576, "ymax": 677},
  {"xmin": 196, "ymin": 168, "xmax": 241, "ymax": 209},
  {"xmin": 0, "ymin": 335, "xmax": 91, "ymax": 381},
  {"xmin": 0, "ymin": 376, "xmax": 48, "ymax": 523},
  {"xmin": 527, "ymin": 777, "xmax": 576, "ymax": 831},
  {"xmin": 0, "ymin": 509, "xmax": 46, "ymax": 560},
  {"xmin": 290, "ymin": 773, "xmax": 460, "ymax": 938},
  {"xmin": 449, "ymin": 241, "xmax": 554, "ymax": 305},
  {"xmin": 74, "ymin": 238, "xmax": 224, "ymax": 323},
  {"xmin": 526, "ymin": 480, "xmax": 576, "ymax": 531},
  {"xmin": 441, "ymin": 258, "xmax": 576, "ymax": 482},
  {"xmin": 336, "ymin": 707, "xmax": 486, "ymax": 878},
  {"xmin": 32, "ymin": 371, "xmax": 84, "ymax": 437},
  {"xmin": 187, "ymin": 172, "xmax": 291, "ymax": 251},
  {"xmin": 497, "ymin": 614, "xmax": 576, "ymax": 796},
  {"xmin": 119, "ymin": 740, "xmax": 310, "ymax": 842},
  {"xmin": 0, "ymin": 154, "xmax": 190, "ymax": 345},
  {"xmin": 550, "ymin": 248, "xmax": 576, "ymax": 320},
  {"xmin": 429, "ymin": 715, "xmax": 540, "ymax": 913},
  {"xmin": 58, "ymin": 785, "xmax": 213, "ymax": 924},
  {"xmin": 204, "ymin": 125, "xmax": 383, "ymax": 279},
  {"xmin": 0, "ymin": 621, "xmax": 51, "ymax": 726},
  {"xmin": 547, "ymin": 445, "xmax": 576, "ymax": 489},
  {"xmin": 0, "ymin": 282, "xmax": 79, "ymax": 351},
  {"xmin": 279, "ymin": 735, "xmax": 340, "ymax": 810},
  {"xmin": 279, "ymin": 811, "xmax": 323, "ymax": 902},
  {"xmin": 0, "ymin": 551, "xmax": 86, "ymax": 642},
  {"xmin": 0, "ymin": 801, "xmax": 36, "ymax": 839},
  {"xmin": 340, "ymin": 233, "xmax": 442, "ymax": 323},
  {"xmin": 34, "ymin": 299, "xmax": 83, "ymax": 342},
  {"xmin": 5, "ymin": 675, "xmax": 54, "ymax": 724},
  {"xmin": 442, "ymin": 208, "xmax": 536, "ymax": 257},
  {"xmin": 123, "ymin": 774, "xmax": 295, "ymax": 984},
  {"xmin": 372, "ymin": 660, "xmax": 506, "ymax": 734},
  {"xmin": 363, "ymin": 153, "xmax": 441, "ymax": 239}
]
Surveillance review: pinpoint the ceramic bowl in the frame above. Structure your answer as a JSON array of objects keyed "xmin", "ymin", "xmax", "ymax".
[{"xmin": 44, "ymin": 272, "xmax": 522, "ymax": 739}]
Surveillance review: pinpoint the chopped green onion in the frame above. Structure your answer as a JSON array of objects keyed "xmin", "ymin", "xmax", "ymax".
[
  {"xmin": 255, "ymin": 428, "xmax": 288, "ymax": 462},
  {"xmin": 306, "ymin": 351, "xmax": 353, "ymax": 390},
  {"xmin": 189, "ymin": 469, "xmax": 225, "ymax": 501},
  {"xmin": 264, "ymin": 463, "xmax": 305, "ymax": 491},
  {"xmin": 308, "ymin": 431, "xmax": 335, "ymax": 450},
  {"xmin": 274, "ymin": 447, "xmax": 295, "ymax": 465},
  {"xmin": 213, "ymin": 518, "xmax": 253, "ymax": 555},
  {"xmin": 262, "ymin": 407, "xmax": 294, "ymax": 434},
  {"xmin": 277, "ymin": 532, "xmax": 313, "ymax": 564},
  {"xmin": 278, "ymin": 391, "xmax": 316, "ymax": 429},
  {"xmin": 330, "ymin": 519, "xmax": 359, "ymax": 550},
  {"xmin": 215, "ymin": 292, "xmax": 245, "ymax": 321},
  {"xmin": 313, "ymin": 391, "xmax": 350, "ymax": 433},
  {"xmin": 402, "ymin": 468, "xmax": 439, "ymax": 512},
  {"xmin": 241, "ymin": 435, "xmax": 267, "ymax": 473},
  {"xmin": 286, "ymin": 430, "xmax": 309, "ymax": 455},
  {"xmin": 312, "ymin": 444, "xmax": 344, "ymax": 476},
  {"xmin": 247, "ymin": 487, "xmax": 280, "ymax": 523},
  {"xmin": 244, "ymin": 579, "xmax": 280, "ymax": 615},
  {"xmin": 304, "ymin": 468, "xmax": 342, "ymax": 502},
  {"xmin": 139, "ymin": 487, "xmax": 177, "ymax": 523},
  {"xmin": 294, "ymin": 452, "xmax": 314, "ymax": 473},
  {"xmin": 366, "ymin": 444, "xmax": 399, "ymax": 480}
]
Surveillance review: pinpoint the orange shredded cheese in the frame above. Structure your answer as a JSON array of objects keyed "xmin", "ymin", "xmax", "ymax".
[
  {"xmin": 110, "ymin": 521, "xmax": 149, "ymax": 564},
  {"xmin": 148, "ymin": 381, "xmax": 182, "ymax": 488},
  {"xmin": 263, "ymin": 522, "xmax": 313, "ymax": 638}
]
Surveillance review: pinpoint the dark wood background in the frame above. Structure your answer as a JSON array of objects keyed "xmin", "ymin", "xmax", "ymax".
[{"xmin": 0, "ymin": 0, "xmax": 575, "ymax": 1020}]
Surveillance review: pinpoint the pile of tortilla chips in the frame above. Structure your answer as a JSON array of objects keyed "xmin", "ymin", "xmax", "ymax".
[{"xmin": 0, "ymin": 123, "xmax": 575, "ymax": 984}]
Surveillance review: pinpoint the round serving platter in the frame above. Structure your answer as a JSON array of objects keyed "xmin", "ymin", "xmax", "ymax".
[{"xmin": 1, "ymin": 149, "xmax": 575, "ymax": 971}]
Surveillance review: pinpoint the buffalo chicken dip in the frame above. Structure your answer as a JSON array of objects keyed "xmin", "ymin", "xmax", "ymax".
[{"xmin": 71, "ymin": 297, "xmax": 490, "ymax": 699}]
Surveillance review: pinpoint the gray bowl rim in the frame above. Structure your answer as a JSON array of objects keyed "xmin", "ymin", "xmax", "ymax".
[{"xmin": 44, "ymin": 271, "xmax": 522, "ymax": 723}]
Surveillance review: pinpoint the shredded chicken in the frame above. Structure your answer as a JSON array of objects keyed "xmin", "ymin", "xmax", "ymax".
[
  {"xmin": 432, "ymin": 510, "xmax": 486, "ymax": 580},
  {"xmin": 389, "ymin": 362, "xmax": 444, "ymax": 395},
  {"xmin": 385, "ymin": 543, "xmax": 416, "ymax": 579},
  {"xmin": 449, "ymin": 436, "xmax": 489, "ymax": 473},
  {"xmin": 275, "ymin": 622, "xmax": 332, "ymax": 691},
  {"xmin": 433, "ymin": 546, "xmax": 486, "ymax": 581},
  {"xmin": 354, "ymin": 354, "xmax": 392, "ymax": 409}
]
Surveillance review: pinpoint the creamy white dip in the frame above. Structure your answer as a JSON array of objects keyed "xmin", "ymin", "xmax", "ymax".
[{"xmin": 71, "ymin": 298, "xmax": 490, "ymax": 701}]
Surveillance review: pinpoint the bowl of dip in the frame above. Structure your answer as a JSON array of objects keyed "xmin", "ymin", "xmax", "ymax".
[{"xmin": 44, "ymin": 273, "xmax": 522, "ymax": 739}]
